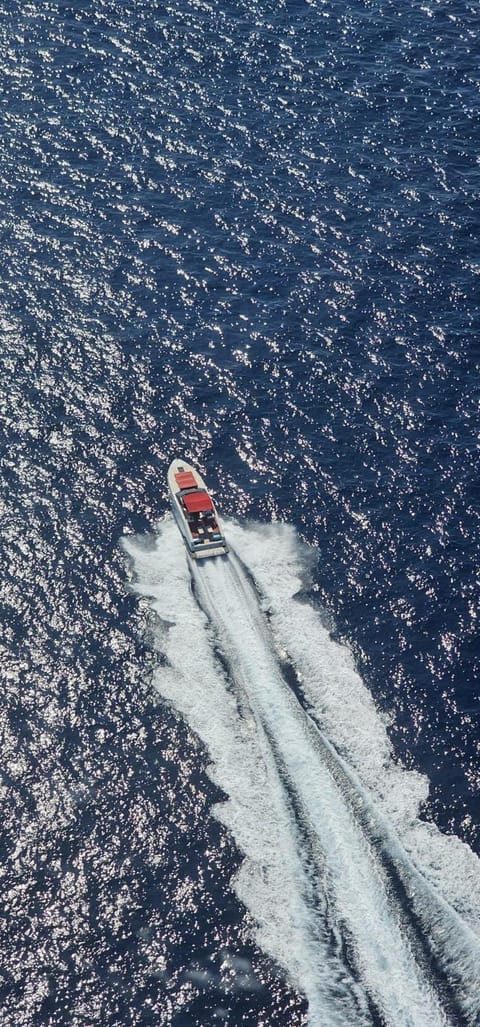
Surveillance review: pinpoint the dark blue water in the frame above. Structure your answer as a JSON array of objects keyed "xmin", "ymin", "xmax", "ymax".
[{"xmin": 1, "ymin": 1, "xmax": 479, "ymax": 1024}]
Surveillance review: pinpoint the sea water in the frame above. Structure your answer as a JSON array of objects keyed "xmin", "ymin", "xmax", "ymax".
[{"xmin": 1, "ymin": 1, "xmax": 479, "ymax": 1024}]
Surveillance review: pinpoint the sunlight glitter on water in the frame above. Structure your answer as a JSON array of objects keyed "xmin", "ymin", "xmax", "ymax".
[{"xmin": 1, "ymin": 1, "xmax": 479, "ymax": 1023}]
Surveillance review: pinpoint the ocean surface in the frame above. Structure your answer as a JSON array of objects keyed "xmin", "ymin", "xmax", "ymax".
[{"xmin": 1, "ymin": 1, "xmax": 479, "ymax": 1024}]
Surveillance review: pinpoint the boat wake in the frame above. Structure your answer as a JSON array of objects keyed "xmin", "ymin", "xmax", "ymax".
[{"xmin": 123, "ymin": 519, "xmax": 480, "ymax": 1027}]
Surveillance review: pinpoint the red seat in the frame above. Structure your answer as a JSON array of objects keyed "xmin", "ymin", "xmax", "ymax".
[{"xmin": 175, "ymin": 471, "xmax": 197, "ymax": 489}]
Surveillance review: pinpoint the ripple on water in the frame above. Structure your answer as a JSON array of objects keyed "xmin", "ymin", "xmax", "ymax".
[{"xmin": 0, "ymin": 0, "xmax": 479, "ymax": 1023}]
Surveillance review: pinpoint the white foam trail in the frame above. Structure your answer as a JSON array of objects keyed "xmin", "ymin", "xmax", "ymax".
[
  {"xmin": 226, "ymin": 521, "xmax": 480, "ymax": 921},
  {"xmin": 123, "ymin": 518, "xmax": 480, "ymax": 1027},
  {"xmin": 124, "ymin": 524, "xmax": 366, "ymax": 1026}
]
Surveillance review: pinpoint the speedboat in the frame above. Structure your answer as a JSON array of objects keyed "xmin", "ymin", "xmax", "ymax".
[{"xmin": 167, "ymin": 458, "xmax": 229, "ymax": 559}]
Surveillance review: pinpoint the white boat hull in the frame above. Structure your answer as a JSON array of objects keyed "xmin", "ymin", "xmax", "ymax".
[{"xmin": 167, "ymin": 458, "xmax": 229, "ymax": 560}]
